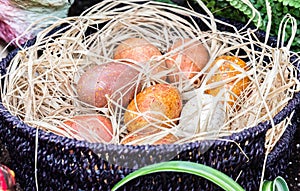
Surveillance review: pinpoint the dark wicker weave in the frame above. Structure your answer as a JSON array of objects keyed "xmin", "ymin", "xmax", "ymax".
[{"xmin": 1, "ymin": 1, "xmax": 300, "ymax": 191}]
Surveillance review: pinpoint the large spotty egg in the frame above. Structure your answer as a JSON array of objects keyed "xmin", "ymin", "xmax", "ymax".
[{"xmin": 124, "ymin": 84, "xmax": 182, "ymax": 134}]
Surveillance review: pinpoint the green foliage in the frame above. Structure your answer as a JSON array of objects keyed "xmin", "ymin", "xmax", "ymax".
[
  {"xmin": 154, "ymin": 0, "xmax": 176, "ymax": 4},
  {"xmin": 197, "ymin": 0, "xmax": 249, "ymax": 22},
  {"xmin": 112, "ymin": 161, "xmax": 245, "ymax": 191},
  {"xmin": 200, "ymin": 0, "xmax": 300, "ymax": 51},
  {"xmin": 275, "ymin": 0, "xmax": 300, "ymax": 8},
  {"xmin": 227, "ymin": 0, "xmax": 260, "ymax": 23},
  {"xmin": 262, "ymin": 176, "xmax": 290, "ymax": 191},
  {"xmin": 111, "ymin": 161, "xmax": 289, "ymax": 191},
  {"xmin": 154, "ymin": 0, "xmax": 300, "ymax": 50}
]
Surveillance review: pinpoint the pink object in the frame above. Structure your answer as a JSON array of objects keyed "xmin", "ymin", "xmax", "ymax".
[
  {"xmin": 0, "ymin": 164, "xmax": 15, "ymax": 191},
  {"xmin": 0, "ymin": 0, "xmax": 71, "ymax": 45},
  {"xmin": 77, "ymin": 62, "xmax": 141, "ymax": 108}
]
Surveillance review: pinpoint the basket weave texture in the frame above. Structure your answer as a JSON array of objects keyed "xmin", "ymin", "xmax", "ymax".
[{"xmin": 0, "ymin": 1, "xmax": 300, "ymax": 191}]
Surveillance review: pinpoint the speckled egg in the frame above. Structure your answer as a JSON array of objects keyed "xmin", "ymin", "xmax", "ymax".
[
  {"xmin": 61, "ymin": 115, "xmax": 113, "ymax": 143},
  {"xmin": 166, "ymin": 38, "xmax": 209, "ymax": 83},
  {"xmin": 205, "ymin": 55, "xmax": 250, "ymax": 106},
  {"xmin": 76, "ymin": 62, "xmax": 140, "ymax": 108},
  {"xmin": 113, "ymin": 38, "xmax": 167, "ymax": 80},
  {"xmin": 124, "ymin": 84, "xmax": 182, "ymax": 133}
]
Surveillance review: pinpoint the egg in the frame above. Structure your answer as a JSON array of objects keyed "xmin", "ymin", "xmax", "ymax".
[
  {"xmin": 205, "ymin": 55, "xmax": 250, "ymax": 106},
  {"xmin": 166, "ymin": 38, "xmax": 209, "ymax": 83},
  {"xmin": 124, "ymin": 84, "xmax": 182, "ymax": 133},
  {"xmin": 179, "ymin": 94, "xmax": 226, "ymax": 136},
  {"xmin": 60, "ymin": 115, "xmax": 113, "ymax": 143},
  {"xmin": 77, "ymin": 62, "xmax": 140, "ymax": 108},
  {"xmin": 121, "ymin": 132, "xmax": 178, "ymax": 145},
  {"xmin": 113, "ymin": 38, "xmax": 167, "ymax": 80}
]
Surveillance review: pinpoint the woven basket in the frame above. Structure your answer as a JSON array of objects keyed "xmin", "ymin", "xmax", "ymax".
[{"xmin": 0, "ymin": 1, "xmax": 300, "ymax": 191}]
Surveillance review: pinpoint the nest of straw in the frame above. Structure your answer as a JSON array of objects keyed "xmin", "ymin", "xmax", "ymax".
[{"xmin": 1, "ymin": 0, "xmax": 299, "ymax": 152}]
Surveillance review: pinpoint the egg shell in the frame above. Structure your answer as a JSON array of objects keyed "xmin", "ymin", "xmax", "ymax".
[
  {"xmin": 179, "ymin": 94, "xmax": 226, "ymax": 136},
  {"xmin": 77, "ymin": 62, "xmax": 140, "ymax": 107},
  {"xmin": 124, "ymin": 84, "xmax": 182, "ymax": 133},
  {"xmin": 61, "ymin": 115, "xmax": 113, "ymax": 143},
  {"xmin": 205, "ymin": 55, "xmax": 250, "ymax": 106},
  {"xmin": 113, "ymin": 38, "xmax": 167, "ymax": 80},
  {"xmin": 166, "ymin": 38, "xmax": 209, "ymax": 83},
  {"xmin": 154, "ymin": 133, "xmax": 179, "ymax": 145},
  {"xmin": 121, "ymin": 132, "xmax": 178, "ymax": 145}
]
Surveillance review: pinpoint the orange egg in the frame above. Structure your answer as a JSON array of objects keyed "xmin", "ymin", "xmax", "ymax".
[
  {"xmin": 59, "ymin": 115, "xmax": 113, "ymax": 143},
  {"xmin": 154, "ymin": 133, "xmax": 179, "ymax": 145},
  {"xmin": 205, "ymin": 55, "xmax": 250, "ymax": 106},
  {"xmin": 124, "ymin": 84, "xmax": 182, "ymax": 133},
  {"xmin": 114, "ymin": 38, "xmax": 167, "ymax": 80},
  {"xmin": 166, "ymin": 38, "xmax": 209, "ymax": 83}
]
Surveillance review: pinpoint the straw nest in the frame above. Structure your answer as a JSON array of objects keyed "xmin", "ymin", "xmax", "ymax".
[{"xmin": 1, "ymin": 0, "xmax": 299, "ymax": 152}]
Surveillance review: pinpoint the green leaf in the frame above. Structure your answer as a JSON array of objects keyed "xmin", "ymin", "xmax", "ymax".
[
  {"xmin": 153, "ymin": 0, "xmax": 175, "ymax": 4},
  {"xmin": 283, "ymin": 6, "xmax": 289, "ymax": 13},
  {"xmin": 275, "ymin": 3, "xmax": 282, "ymax": 11},
  {"xmin": 230, "ymin": 0, "xmax": 239, "ymax": 6},
  {"xmin": 294, "ymin": 10, "xmax": 300, "ymax": 17},
  {"xmin": 289, "ymin": 1, "xmax": 295, "ymax": 7},
  {"xmin": 244, "ymin": 9, "xmax": 252, "ymax": 15},
  {"xmin": 111, "ymin": 161, "xmax": 245, "ymax": 191},
  {"xmin": 262, "ymin": 176, "xmax": 289, "ymax": 191},
  {"xmin": 240, "ymin": 5, "xmax": 249, "ymax": 12},
  {"xmin": 207, "ymin": 1, "xmax": 216, "ymax": 7}
]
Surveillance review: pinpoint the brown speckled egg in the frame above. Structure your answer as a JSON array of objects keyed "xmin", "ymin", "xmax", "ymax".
[
  {"xmin": 166, "ymin": 38, "xmax": 209, "ymax": 83},
  {"xmin": 205, "ymin": 55, "xmax": 250, "ymax": 106},
  {"xmin": 124, "ymin": 84, "xmax": 182, "ymax": 133},
  {"xmin": 76, "ymin": 62, "xmax": 140, "ymax": 108},
  {"xmin": 61, "ymin": 115, "xmax": 113, "ymax": 143},
  {"xmin": 113, "ymin": 38, "xmax": 167, "ymax": 80}
]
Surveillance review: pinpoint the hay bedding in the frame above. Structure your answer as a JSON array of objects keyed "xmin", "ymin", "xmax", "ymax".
[{"xmin": 0, "ymin": 0, "xmax": 299, "ymax": 151}]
